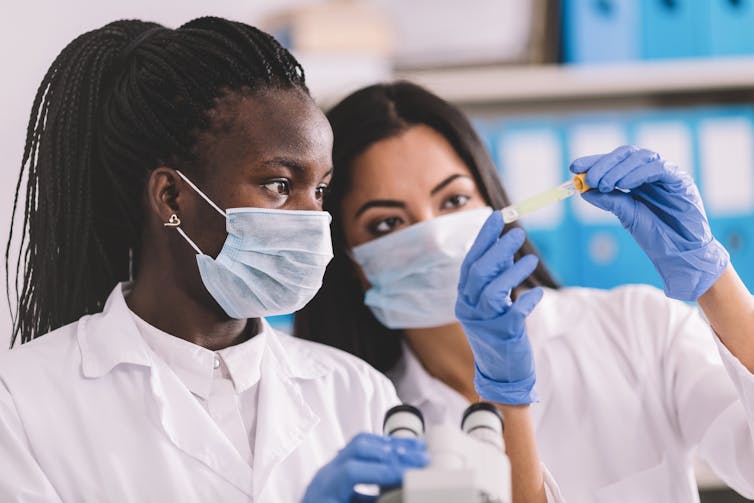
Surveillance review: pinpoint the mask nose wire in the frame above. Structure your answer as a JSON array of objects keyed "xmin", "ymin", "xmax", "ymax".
[{"xmin": 174, "ymin": 170, "xmax": 228, "ymax": 218}]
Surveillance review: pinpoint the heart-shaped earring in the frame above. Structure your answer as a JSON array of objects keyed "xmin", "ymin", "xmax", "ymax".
[{"xmin": 163, "ymin": 214, "xmax": 181, "ymax": 227}]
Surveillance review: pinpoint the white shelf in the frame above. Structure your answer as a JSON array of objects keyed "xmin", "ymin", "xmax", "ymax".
[{"xmin": 394, "ymin": 56, "xmax": 754, "ymax": 105}]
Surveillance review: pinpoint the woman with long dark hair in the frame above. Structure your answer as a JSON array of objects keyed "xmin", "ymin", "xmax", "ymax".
[
  {"xmin": 0, "ymin": 19, "xmax": 427, "ymax": 502},
  {"xmin": 295, "ymin": 81, "xmax": 754, "ymax": 501}
]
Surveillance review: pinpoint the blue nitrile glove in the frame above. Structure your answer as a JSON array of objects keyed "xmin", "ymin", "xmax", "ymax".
[
  {"xmin": 570, "ymin": 145, "xmax": 729, "ymax": 301},
  {"xmin": 455, "ymin": 210, "xmax": 543, "ymax": 405},
  {"xmin": 301, "ymin": 433, "xmax": 427, "ymax": 503}
]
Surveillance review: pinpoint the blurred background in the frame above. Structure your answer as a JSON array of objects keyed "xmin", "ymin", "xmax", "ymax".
[{"xmin": 3, "ymin": 1, "xmax": 754, "ymax": 500}]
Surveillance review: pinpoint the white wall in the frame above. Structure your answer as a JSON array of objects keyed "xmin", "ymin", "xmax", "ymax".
[{"xmin": 0, "ymin": 0, "xmax": 317, "ymax": 350}]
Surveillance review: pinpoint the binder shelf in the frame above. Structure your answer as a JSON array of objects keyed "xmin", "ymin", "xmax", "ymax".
[{"xmin": 391, "ymin": 57, "xmax": 754, "ymax": 107}]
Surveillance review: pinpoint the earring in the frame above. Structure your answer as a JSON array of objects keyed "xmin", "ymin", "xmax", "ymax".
[{"xmin": 164, "ymin": 214, "xmax": 181, "ymax": 227}]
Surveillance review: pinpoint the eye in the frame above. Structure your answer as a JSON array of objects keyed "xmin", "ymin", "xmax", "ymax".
[
  {"xmin": 369, "ymin": 216, "xmax": 404, "ymax": 236},
  {"xmin": 441, "ymin": 194, "xmax": 470, "ymax": 210},
  {"xmin": 262, "ymin": 179, "xmax": 290, "ymax": 196},
  {"xmin": 315, "ymin": 183, "xmax": 330, "ymax": 201}
]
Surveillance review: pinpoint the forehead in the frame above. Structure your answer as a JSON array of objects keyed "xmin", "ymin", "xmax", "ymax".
[
  {"xmin": 197, "ymin": 88, "xmax": 333, "ymax": 172},
  {"xmin": 348, "ymin": 124, "xmax": 473, "ymax": 198}
]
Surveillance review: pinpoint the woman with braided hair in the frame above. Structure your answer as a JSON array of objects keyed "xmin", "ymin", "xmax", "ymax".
[{"xmin": 0, "ymin": 18, "xmax": 428, "ymax": 502}]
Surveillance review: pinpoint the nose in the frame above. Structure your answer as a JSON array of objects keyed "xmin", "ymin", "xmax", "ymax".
[{"xmin": 411, "ymin": 206, "xmax": 440, "ymax": 226}]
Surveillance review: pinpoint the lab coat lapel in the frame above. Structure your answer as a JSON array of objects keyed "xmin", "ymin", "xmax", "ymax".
[
  {"xmin": 252, "ymin": 329, "xmax": 320, "ymax": 499},
  {"xmin": 146, "ymin": 362, "xmax": 255, "ymax": 497},
  {"xmin": 79, "ymin": 284, "xmax": 255, "ymax": 497}
]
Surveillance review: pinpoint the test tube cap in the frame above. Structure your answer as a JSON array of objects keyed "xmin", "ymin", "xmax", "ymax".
[{"xmin": 573, "ymin": 173, "xmax": 590, "ymax": 194}]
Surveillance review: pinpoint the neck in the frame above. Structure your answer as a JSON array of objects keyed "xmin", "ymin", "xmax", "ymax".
[
  {"xmin": 403, "ymin": 322, "xmax": 478, "ymax": 403},
  {"xmin": 126, "ymin": 260, "xmax": 255, "ymax": 351}
]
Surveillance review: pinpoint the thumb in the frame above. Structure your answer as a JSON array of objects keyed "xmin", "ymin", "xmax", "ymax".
[{"xmin": 581, "ymin": 190, "xmax": 636, "ymax": 228}]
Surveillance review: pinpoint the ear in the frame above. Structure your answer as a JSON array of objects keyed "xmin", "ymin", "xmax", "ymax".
[{"xmin": 146, "ymin": 167, "xmax": 185, "ymax": 225}]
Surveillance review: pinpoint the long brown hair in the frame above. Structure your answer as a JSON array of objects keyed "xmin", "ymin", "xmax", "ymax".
[{"xmin": 295, "ymin": 81, "xmax": 558, "ymax": 372}]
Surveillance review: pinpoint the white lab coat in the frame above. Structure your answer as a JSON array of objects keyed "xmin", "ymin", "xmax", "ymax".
[
  {"xmin": 0, "ymin": 284, "xmax": 399, "ymax": 503},
  {"xmin": 388, "ymin": 285, "xmax": 754, "ymax": 502}
]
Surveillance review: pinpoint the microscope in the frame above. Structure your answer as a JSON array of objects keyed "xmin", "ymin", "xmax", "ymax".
[{"xmin": 377, "ymin": 402, "xmax": 511, "ymax": 503}]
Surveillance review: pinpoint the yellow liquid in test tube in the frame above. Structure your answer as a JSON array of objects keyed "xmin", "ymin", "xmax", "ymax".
[{"xmin": 501, "ymin": 173, "xmax": 590, "ymax": 224}]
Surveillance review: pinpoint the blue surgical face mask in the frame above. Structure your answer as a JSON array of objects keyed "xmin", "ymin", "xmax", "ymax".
[
  {"xmin": 350, "ymin": 207, "xmax": 493, "ymax": 329},
  {"xmin": 173, "ymin": 170, "xmax": 334, "ymax": 319}
]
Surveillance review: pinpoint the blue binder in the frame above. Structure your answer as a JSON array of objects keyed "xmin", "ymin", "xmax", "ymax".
[
  {"xmin": 490, "ymin": 118, "xmax": 580, "ymax": 286},
  {"xmin": 641, "ymin": 0, "xmax": 701, "ymax": 59},
  {"xmin": 691, "ymin": 106, "xmax": 754, "ymax": 290},
  {"xmin": 563, "ymin": 0, "xmax": 641, "ymax": 63},
  {"xmin": 706, "ymin": 0, "xmax": 754, "ymax": 56},
  {"xmin": 565, "ymin": 113, "xmax": 664, "ymax": 289}
]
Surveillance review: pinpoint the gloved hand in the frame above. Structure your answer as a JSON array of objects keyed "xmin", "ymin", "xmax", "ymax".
[
  {"xmin": 455, "ymin": 210, "xmax": 543, "ymax": 405},
  {"xmin": 570, "ymin": 145, "xmax": 729, "ymax": 301},
  {"xmin": 301, "ymin": 433, "xmax": 427, "ymax": 503}
]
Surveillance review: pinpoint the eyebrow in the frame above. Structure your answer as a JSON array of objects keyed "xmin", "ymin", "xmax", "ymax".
[
  {"xmin": 261, "ymin": 157, "xmax": 334, "ymax": 180},
  {"xmin": 353, "ymin": 174, "xmax": 471, "ymax": 219},
  {"xmin": 261, "ymin": 157, "xmax": 305, "ymax": 171},
  {"xmin": 431, "ymin": 174, "xmax": 469, "ymax": 195},
  {"xmin": 354, "ymin": 199, "xmax": 406, "ymax": 218}
]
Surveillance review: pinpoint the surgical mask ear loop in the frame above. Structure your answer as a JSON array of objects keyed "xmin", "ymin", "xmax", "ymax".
[
  {"xmin": 174, "ymin": 170, "xmax": 227, "ymax": 218},
  {"xmin": 164, "ymin": 213, "xmax": 203, "ymax": 255}
]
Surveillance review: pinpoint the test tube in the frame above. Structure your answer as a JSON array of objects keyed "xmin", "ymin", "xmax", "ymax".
[{"xmin": 500, "ymin": 173, "xmax": 590, "ymax": 224}]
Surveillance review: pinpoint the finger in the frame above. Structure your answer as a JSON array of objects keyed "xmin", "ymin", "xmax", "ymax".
[
  {"xmin": 582, "ymin": 145, "xmax": 639, "ymax": 190},
  {"xmin": 459, "ymin": 211, "xmax": 504, "ymax": 288},
  {"xmin": 338, "ymin": 434, "xmax": 427, "ymax": 465},
  {"xmin": 462, "ymin": 227, "xmax": 526, "ymax": 305},
  {"xmin": 569, "ymin": 153, "xmax": 604, "ymax": 174},
  {"xmin": 390, "ymin": 439, "xmax": 429, "ymax": 467},
  {"xmin": 338, "ymin": 433, "xmax": 393, "ymax": 463},
  {"xmin": 336, "ymin": 460, "xmax": 405, "ymax": 499},
  {"xmin": 476, "ymin": 254, "xmax": 539, "ymax": 318},
  {"xmin": 614, "ymin": 159, "xmax": 685, "ymax": 191},
  {"xmin": 511, "ymin": 287, "xmax": 544, "ymax": 317},
  {"xmin": 581, "ymin": 190, "xmax": 636, "ymax": 227},
  {"xmin": 596, "ymin": 148, "xmax": 659, "ymax": 193}
]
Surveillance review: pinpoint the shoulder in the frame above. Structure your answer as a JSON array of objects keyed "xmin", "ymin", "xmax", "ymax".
[
  {"xmin": 545, "ymin": 284, "xmax": 689, "ymax": 322},
  {"xmin": 0, "ymin": 320, "xmax": 82, "ymax": 383},
  {"xmin": 545, "ymin": 284, "xmax": 703, "ymax": 355},
  {"xmin": 546, "ymin": 283, "xmax": 666, "ymax": 306}
]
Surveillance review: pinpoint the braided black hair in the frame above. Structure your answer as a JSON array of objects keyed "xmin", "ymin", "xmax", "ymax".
[{"xmin": 7, "ymin": 17, "xmax": 307, "ymax": 346}]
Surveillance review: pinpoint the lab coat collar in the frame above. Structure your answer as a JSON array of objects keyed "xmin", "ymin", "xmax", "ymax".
[
  {"xmin": 389, "ymin": 341, "xmax": 439, "ymax": 410},
  {"xmin": 78, "ymin": 284, "xmax": 153, "ymax": 378},
  {"xmin": 263, "ymin": 325, "xmax": 332, "ymax": 380},
  {"xmin": 219, "ymin": 330, "xmax": 266, "ymax": 393},
  {"xmin": 388, "ymin": 341, "xmax": 471, "ymax": 425},
  {"xmin": 78, "ymin": 283, "xmax": 330, "ymax": 381},
  {"xmin": 131, "ymin": 311, "xmax": 217, "ymax": 400}
]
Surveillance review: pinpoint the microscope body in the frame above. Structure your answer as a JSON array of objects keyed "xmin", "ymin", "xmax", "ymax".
[{"xmin": 378, "ymin": 404, "xmax": 511, "ymax": 503}]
